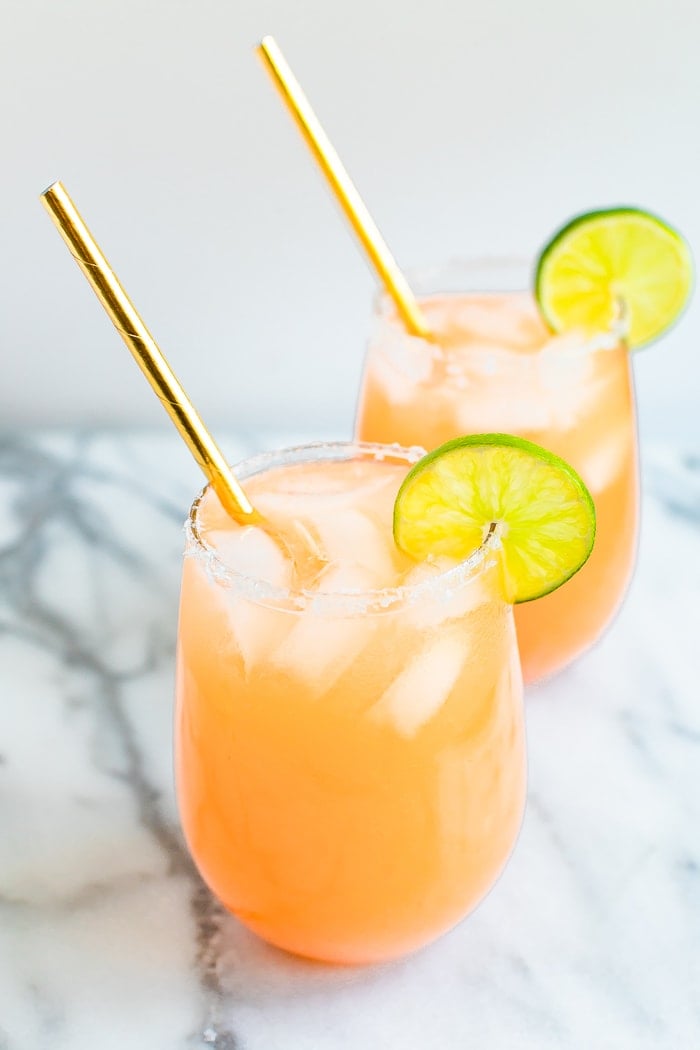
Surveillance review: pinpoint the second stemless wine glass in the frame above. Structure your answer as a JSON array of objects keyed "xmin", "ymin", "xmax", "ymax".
[
  {"xmin": 355, "ymin": 261, "xmax": 639, "ymax": 682},
  {"xmin": 176, "ymin": 441, "xmax": 525, "ymax": 965}
]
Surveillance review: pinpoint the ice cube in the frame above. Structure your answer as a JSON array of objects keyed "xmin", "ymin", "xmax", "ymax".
[
  {"xmin": 226, "ymin": 596, "xmax": 294, "ymax": 676},
  {"xmin": 368, "ymin": 332, "xmax": 436, "ymax": 405},
  {"xmin": 401, "ymin": 558, "xmax": 492, "ymax": 630},
  {"xmin": 456, "ymin": 301, "xmax": 517, "ymax": 342},
  {"xmin": 271, "ymin": 564, "xmax": 377, "ymax": 698},
  {"xmin": 203, "ymin": 526, "xmax": 294, "ymax": 674},
  {"xmin": 310, "ymin": 508, "xmax": 396, "ymax": 586},
  {"xmin": 538, "ymin": 342, "xmax": 597, "ymax": 429},
  {"xmin": 442, "ymin": 293, "xmax": 546, "ymax": 349},
  {"xmin": 577, "ymin": 424, "xmax": 634, "ymax": 494},
  {"xmin": 207, "ymin": 525, "xmax": 292, "ymax": 590},
  {"xmin": 371, "ymin": 628, "xmax": 469, "ymax": 737},
  {"xmin": 255, "ymin": 460, "xmax": 402, "ymax": 522}
]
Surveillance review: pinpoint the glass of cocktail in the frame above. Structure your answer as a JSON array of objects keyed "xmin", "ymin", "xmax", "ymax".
[
  {"xmin": 356, "ymin": 259, "xmax": 637, "ymax": 683},
  {"xmin": 256, "ymin": 46, "xmax": 693, "ymax": 684},
  {"xmin": 175, "ymin": 440, "xmax": 526, "ymax": 964}
]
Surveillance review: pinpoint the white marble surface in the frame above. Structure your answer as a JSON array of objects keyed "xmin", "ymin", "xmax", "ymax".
[{"xmin": 1, "ymin": 429, "xmax": 698, "ymax": 1050}]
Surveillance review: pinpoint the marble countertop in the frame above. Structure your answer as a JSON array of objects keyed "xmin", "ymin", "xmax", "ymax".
[{"xmin": 1, "ymin": 429, "xmax": 698, "ymax": 1050}]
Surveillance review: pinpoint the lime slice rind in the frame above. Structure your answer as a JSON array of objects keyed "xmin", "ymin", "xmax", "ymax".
[
  {"xmin": 393, "ymin": 434, "xmax": 596, "ymax": 605},
  {"xmin": 535, "ymin": 207, "xmax": 693, "ymax": 350}
]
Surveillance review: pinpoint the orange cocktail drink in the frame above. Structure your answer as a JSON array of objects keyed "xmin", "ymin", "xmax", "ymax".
[
  {"xmin": 356, "ymin": 262, "xmax": 638, "ymax": 682},
  {"xmin": 176, "ymin": 442, "xmax": 525, "ymax": 964}
]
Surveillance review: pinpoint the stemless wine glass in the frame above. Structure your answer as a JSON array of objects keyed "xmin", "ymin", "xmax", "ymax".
[
  {"xmin": 355, "ymin": 261, "xmax": 639, "ymax": 683},
  {"xmin": 175, "ymin": 441, "xmax": 525, "ymax": 965}
]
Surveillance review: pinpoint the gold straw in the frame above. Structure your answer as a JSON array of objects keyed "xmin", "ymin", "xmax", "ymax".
[
  {"xmin": 40, "ymin": 181, "xmax": 260, "ymax": 525},
  {"xmin": 257, "ymin": 35, "xmax": 432, "ymax": 340}
]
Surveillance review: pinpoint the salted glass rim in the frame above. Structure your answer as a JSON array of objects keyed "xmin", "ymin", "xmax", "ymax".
[
  {"xmin": 185, "ymin": 441, "xmax": 502, "ymax": 615},
  {"xmin": 371, "ymin": 255, "xmax": 627, "ymax": 355}
]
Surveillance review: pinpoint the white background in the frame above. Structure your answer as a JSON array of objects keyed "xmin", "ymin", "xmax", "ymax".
[{"xmin": 1, "ymin": 0, "xmax": 698, "ymax": 445}]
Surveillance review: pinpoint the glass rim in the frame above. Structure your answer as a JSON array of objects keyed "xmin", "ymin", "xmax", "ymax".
[
  {"xmin": 185, "ymin": 440, "xmax": 503, "ymax": 615},
  {"xmin": 371, "ymin": 256, "xmax": 627, "ymax": 354}
]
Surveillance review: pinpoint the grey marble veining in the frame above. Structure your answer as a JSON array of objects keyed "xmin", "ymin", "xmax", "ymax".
[{"xmin": 0, "ymin": 430, "xmax": 698, "ymax": 1050}]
